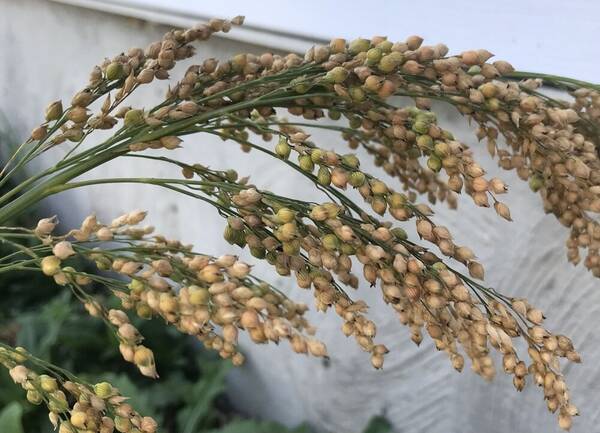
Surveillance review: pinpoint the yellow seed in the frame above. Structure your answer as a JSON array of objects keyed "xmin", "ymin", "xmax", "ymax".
[
  {"xmin": 189, "ymin": 286, "xmax": 210, "ymax": 305},
  {"xmin": 41, "ymin": 256, "xmax": 62, "ymax": 276},
  {"xmin": 133, "ymin": 346, "xmax": 154, "ymax": 367},
  {"xmin": 307, "ymin": 340, "xmax": 328, "ymax": 357},
  {"xmin": 276, "ymin": 207, "xmax": 295, "ymax": 223},
  {"xmin": 26, "ymin": 390, "xmax": 43, "ymax": 405},
  {"xmin": 231, "ymin": 352, "xmax": 245, "ymax": 366},
  {"xmin": 114, "ymin": 416, "xmax": 132, "ymax": 433},
  {"xmin": 71, "ymin": 412, "xmax": 87, "ymax": 429},
  {"xmin": 40, "ymin": 374, "xmax": 58, "ymax": 392},
  {"xmin": 558, "ymin": 413, "xmax": 572, "ymax": 431}
]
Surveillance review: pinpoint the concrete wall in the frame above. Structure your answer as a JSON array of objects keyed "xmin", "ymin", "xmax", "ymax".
[{"xmin": 1, "ymin": 1, "xmax": 599, "ymax": 432}]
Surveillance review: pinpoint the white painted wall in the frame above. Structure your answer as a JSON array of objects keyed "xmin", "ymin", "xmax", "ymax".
[{"xmin": 1, "ymin": 1, "xmax": 600, "ymax": 432}]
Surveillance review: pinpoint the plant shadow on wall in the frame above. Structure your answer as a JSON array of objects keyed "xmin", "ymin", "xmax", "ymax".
[
  {"xmin": 0, "ymin": 128, "xmax": 392, "ymax": 433},
  {"xmin": 1, "ymin": 14, "xmax": 599, "ymax": 433}
]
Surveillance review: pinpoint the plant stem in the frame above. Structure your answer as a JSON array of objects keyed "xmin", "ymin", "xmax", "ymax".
[{"xmin": 505, "ymin": 71, "xmax": 600, "ymax": 91}]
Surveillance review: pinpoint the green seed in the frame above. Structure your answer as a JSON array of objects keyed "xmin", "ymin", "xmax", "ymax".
[
  {"xmin": 283, "ymin": 240, "xmax": 301, "ymax": 256},
  {"xmin": 467, "ymin": 65, "xmax": 481, "ymax": 75},
  {"xmin": 299, "ymin": 154, "xmax": 315, "ymax": 172},
  {"xmin": 275, "ymin": 136, "xmax": 291, "ymax": 159},
  {"xmin": 223, "ymin": 225, "xmax": 238, "ymax": 244},
  {"xmin": 340, "ymin": 243, "xmax": 356, "ymax": 255},
  {"xmin": 348, "ymin": 38, "xmax": 370, "ymax": 55},
  {"xmin": 529, "ymin": 174, "xmax": 544, "ymax": 192},
  {"xmin": 432, "ymin": 261, "xmax": 447, "ymax": 271},
  {"xmin": 427, "ymin": 155, "xmax": 442, "ymax": 172},
  {"xmin": 128, "ymin": 280, "xmax": 144, "ymax": 295},
  {"xmin": 412, "ymin": 120, "xmax": 430, "ymax": 135},
  {"xmin": 378, "ymin": 55, "xmax": 398, "ymax": 73},
  {"xmin": 485, "ymin": 97, "xmax": 500, "ymax": 111},
  {"xmin": 442, "ymin": 130, "xmax": 454, "ymax": 140},
  {"xmin": 115, "ymin": 416, "xmax": 132, "ymax": 433},
  {"xmin": 27, "ymin": 390, "xmax": 43, "ymax": 405},
  {"xmin": 124, "ymin": 109, "xmax": 144, "ymax": 127},
  {"xmin": 225, "ymin": 169, "xmax": 238, "ymax": 182},
  {"xmin": 325, "ymin": 66, "xmax": 348, "ymax": 84},
  {"xmin": 94, "ymin": 382, "xmax": 113, "ymax": 398},
  {"xmin": 310, "ymin": 148, "xmax": 324, "ymax": 163},
  {"xmin": 349, "ymin": 86, "xmax": 365, "ymax": 102},
  {"xmin": 366, "ymin": 48, "xmax": 382, "ymax": 65},
  {"xmin": 317, "ymin": 166, "xmax": 331, "ymax": 186},
  {"xmin": 349, "ymin": 171, "xmax": 366, "ymax": 187},
  {"xmin": 407, "ymin": 147, "xmax": 422, "ymax": 159},
  {"xmin": 341, "ymin": 153, "xmax": 360, "ymax": 168},
  {"xmin": 106, "ymin": 62, "xmax": 124, "ymax": 81},
  {"xmin": 376, "ymin": 40, "xmax": 393, "ymax": 53},
  {"xmin": 250, "ymin": 246, "xmax": 266, "ymax": 259},
  {"xmin": 293, "ymin": 80, "xmax": 310, "ymax": 94},
  {"xmin": 328, "ymin": 109, "xmax": 341, "ymax": 120},
  {"xmin": 136, "ymin": 303, "xmax": 153, "ymax": 319},
  {"xmin": 416, "ymin": 134, "xmax": 434, "ymax": 150},
  {"xmin": 391, "ymin": 227, "xmax": 408, "ymax": 240},
  {"xmin": 322, "ymin": 234, "xmax": 340, "ymax": 250},
  {"xmin": 388, "ymin": 192, "xmax": 407, "ymax": 208},
  {"xmin": 349, "ymin": 117, "xmax": 362, "ymax": 129}
]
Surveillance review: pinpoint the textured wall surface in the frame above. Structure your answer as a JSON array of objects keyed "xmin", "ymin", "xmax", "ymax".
[{"xmin": 1, "ymin": 1, "xmax": 599, "ymax": 433}]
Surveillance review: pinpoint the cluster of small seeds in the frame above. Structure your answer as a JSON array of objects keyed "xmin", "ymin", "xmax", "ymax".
[
  {"xmin": 108, "ymin": 309, "xmax": 158, "ymax": 378},
  {"xmin": 156, "ymin": 30, "xmax": 600, "ymax": 284},
  {"xmin": 0, "ymin": 345, "xmax": 156, "ymax": 433},
  {"xmin": 28, "ymin": 19, "xmax": 600, "ymax": 284},
  {"xmin": 30, "ymin": 16, "xmax": 244, "ymax": 147},
  {"xmin": 35, "ymin": 211, "xmax": 326, "ymax": 372},
  {"xmin": 269, "ymin": 124, "xmax": 509, "ymax": 259},
  {"xmin": 158, "ymin": 160, "xmax": 580, "ymax": 426},
  {"xmin": 299, "ymin": 35, "xmax": 600, "ymax": 281},
  {"xmin": 15, "ymin": 18, "xmax": 597, "ymax": 430},
  {"xmin": 221, "ymin": 190, "xmax": 389, "ymax": 366}
]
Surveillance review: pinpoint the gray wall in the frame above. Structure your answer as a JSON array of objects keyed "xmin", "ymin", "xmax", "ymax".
[{"xmin": 1, "ymin": 1, "xmax": 599, "ymax": 432}]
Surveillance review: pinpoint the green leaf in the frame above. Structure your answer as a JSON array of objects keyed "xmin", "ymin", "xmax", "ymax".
[
  {"xmin": 362, "ymin": 415, "xmax": 392, "ymax": 433},
  {"xmin": 0, "ymin": 402, "xmax": 24, "ymax": 433},
  {"xmin": 16, "ymin": 291, "xmax": 72, "ymax": 359},
  {"xmin": 178, "ymin": 361, "xmax": 230, "ymax": 433},
  {"xmin": 0, "ymin": 371, "xmax": 25, "ymax": 406}
]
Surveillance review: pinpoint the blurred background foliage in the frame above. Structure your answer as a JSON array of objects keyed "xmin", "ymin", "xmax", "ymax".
[{"xmin": 0, "ymin": 125, "xmax": 392, "ymax": 433}]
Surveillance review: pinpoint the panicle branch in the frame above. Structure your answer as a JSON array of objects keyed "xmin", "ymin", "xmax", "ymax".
[{"xmin": 0, "ymin": 343, "xmax": 157, "ymax": 433}]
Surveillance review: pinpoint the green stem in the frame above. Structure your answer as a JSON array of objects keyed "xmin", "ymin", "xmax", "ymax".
[
  {"xmin": 0, "ymin": 150, "xmax": 123, "ymax": 224},
  {"xmin": 505, "ymin": 71, "xmax": 600, "ymax": 91}
]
